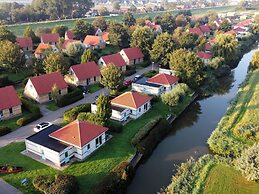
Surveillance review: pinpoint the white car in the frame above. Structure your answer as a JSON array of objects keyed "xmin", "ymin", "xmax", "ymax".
[{"xmin": 34, "ymin": 122, "xmax": 52, "ymax": 132}]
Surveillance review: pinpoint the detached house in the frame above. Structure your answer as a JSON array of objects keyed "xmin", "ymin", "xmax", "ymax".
[
  {"xmin": 24, "ymin": 72, "xmax": 68, "ymax": 103},
  {"xmin": 16, "ymin": 37, "xmax": 33, "ymax": 52},
  {"xmin": 0, "ymin": 86, "xmax": 22, "ymax": 120},
  {"xmin": 197, "ymin": 51, "xmax": 213, "ymax": 65},
  {"xmin": 132, "ymin": 74, "xmax": 179, "ymax": 96},
  {"xmin": 120, "ymin": 47, "xmax": 144, "ymax": 66},
  {"xmin": 65, "ymin": 30, "xmax": 74, "ymax": 40},
  {"xmin": 65, "ymin": 61, "xmax": 101, "ymax": 86},
  {"xmin": 41, "ymin": 33, "xmax": 60, "ymax": 45},
  {"xmin": 34, "ymin": 43, "xmax": 58, "ymax": 59},
  {"xmin": 98, "ymin": 53, "xmax": 127, "ymax": 72},
  {"xmin": 83, "ymin": 35, "xmax": 105, "ymax": 49},
  {"xmin": 199, "ymin": 25, "xmax": 211, "ymax": 36},
  {"xmin": 25, "ymin": 120, "xmax": 109, "ymax": 167},
  {"xmin": 188, "ymin": 27, "xmax": 203, "ymax": 36}
]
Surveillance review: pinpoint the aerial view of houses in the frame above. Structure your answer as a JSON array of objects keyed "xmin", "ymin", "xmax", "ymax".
[{"xmin": 0, "ymin": 0, "xmax": 259, "ymax": 194}]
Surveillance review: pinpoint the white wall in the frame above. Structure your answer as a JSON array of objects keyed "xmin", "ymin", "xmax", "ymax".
[{"xmin": 132, "ymin": 83, "xmax": 162, "ymax": 96}]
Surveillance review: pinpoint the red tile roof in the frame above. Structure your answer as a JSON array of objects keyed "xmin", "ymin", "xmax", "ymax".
[
  {"xmin": 189, "ymin": 27, "xmax": 203, "ymax": 36},
  {"xmin": 197, "ymin": 51, "xmax": 213, "ymax": 59},
  {"xmin": 49, "ymin": 120, "xmax": 108, "ymax": 148},
  {"xmin": 83, "ymin": 35, "xmax": 101, "ymax": 46},
  {"xmin": 16, "ymin": 37, "xmax": 33, "ymax": 48},
  {"xmin": 29, "ymin": 72, "xmax": 68, "ymax": 95},
  {"xmin": 62, "ymin": 39, "xmax": 80, "ymax": 49},
  {"xmin": 209, "ymin": 38, "xmax": 215, "ymax": 44},
  {"xmin": 235, "ymin": 20, "xmax": 253, "ymax": 27},
  {"xmin": 102, "ymin": 32, "xmax": 109, "ymax": 42},
  {"xmin": 41, "ymin": 33, "xmax": 60, "ymax": 43},
  {"xmin": 111, "ymin": 91, "xmax": 152, "ymax": 109},
  {"xmin": 101, "ymin": 53, "xmax": 126, "ymax": 67},
  {"xmin": 65, "ymin": 30, "xmax": 74, "ymax": 39},
  {"xmin": 0, "ymin": 86, "xmax": 21, "ymax": 110},
  {"xmin": 225, "ymin": 30, "xmax": 236, "ymax": 35},
  {"xmin": 147, "ymin": 74, "xmax": 179, "ymax": 86},
  {"xmin": 205, "ymin": 43, "xmax": 212, "ymax": 50},
  {"xmin": 199, "ymin": 25, "xmax": 211, "ymax": 33},
  {"xmin": 234, "ymin": 27, "xmax": 246, "ymax": 32},
  {"xmin": 34, "ymin": 43, "xmax": 53, "ymax": 54},
  {"xmin": 70, "ymin": 61, "xmax": 100, "ymax": 81},
  {"xmin": 121, "ymin": 47, "xmax": 144, "ymax": 61}
]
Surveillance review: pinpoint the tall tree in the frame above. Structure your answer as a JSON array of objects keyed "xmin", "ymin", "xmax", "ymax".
[
  {"xmin": 43, "ymin": 52, "xmax": 69, "ymax": 74},
  {"xmin": 100, "ymin": 63, "xmax": 123, "ymax": 96},
  {"xmin": 130, "ymin": 26, "xmax": 154, "ymax": 58},
  {"xmin": 250, "ymin": 50, "xmax": 259, "ymax": 70},
  {"xmin": 219, "ymin": 19, "xmax": 232, "ymax": 32},
  {"xmin": 23, "ymin": 26, "xmax": 38, "ymax": 43},
  {"xmin": 0, "ymin": 25, "xmax": 16, "ymax": 42},
  {"xmin": 51, "ymin": 83, "xmax": 59, "ymax": 103},
  {"xmin": 123, "ymin": 12, "xmax": 136, "ymax": 27},
  {"xmin": 81, "ymin": 49, "xmax": 94, "ymax": 63},
  {"xmin": 113, "ymin": 0, "xmax": 120, "ymax": 11},
  {"xmin": 0, "ymin": 40, "xmax": 25, "ymax": 72},
  {"xmin": 72, "ymin": 19, "xmax": 94, "ymax": 40},
  {"xmin": 95, "ymin": 93, "xmax": 112, "ymax": 125},
  {"xmin": 108, "ymin": 22, "xmax": 130, "ymax": 48},
  {"xmin": 160, "ymin": 12, "xmax": 175, "ymax": 33},
  {"xmin": 52, "ymin": 25, "xmax": 68, "ymax": 37},
  {"xmin": 136, "ymin": 17, "xmax": 146, "ymax": 26},
  {"xmin": 92, "ymin": 16, "xmax": 107, "ymax": 31},
  {"xmin": 150, "ymin": 32, "xmax": 175, "ymax": 67},
  {"xmin": 65, "ymin": 42, "xmax": 85, "ymax": 63},
  {"xmin": 169, "ymin": 49, "xmax": 205, "ymax": 89}
]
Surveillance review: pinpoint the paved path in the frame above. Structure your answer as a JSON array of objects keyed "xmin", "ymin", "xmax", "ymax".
[
  {"xmin": 0, "ymin": 65, "xmax": 156, "ymax": 148},
  {"xmin": 0, "ymin": 179, "xmax": 22, "ymax": 194}
]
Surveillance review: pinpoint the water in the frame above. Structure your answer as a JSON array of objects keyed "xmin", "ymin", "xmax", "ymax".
[{"xmin": 127, "ymin": 46, "xmax": 258, "ymax": 194}]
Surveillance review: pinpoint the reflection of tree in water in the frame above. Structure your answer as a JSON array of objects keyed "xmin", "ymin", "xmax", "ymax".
[
  {"xmin": 170, "ymin": 101, "xmax": 202, "ymax": 132},
  {"xmin": 213, "ymin": 72, "xmax": 234, "ymax": 95}
]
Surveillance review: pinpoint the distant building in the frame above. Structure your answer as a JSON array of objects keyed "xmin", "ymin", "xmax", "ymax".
[
  {"xmin": 41, "ymin": 33, "xmax": 60, "ymax": 45},
  {"xmin": 34, "ymin": 43, "xmax": 58, "ymax": 59},
  {"xmin": 65, "ymin": 30, "xmax": 74, "ymax": 40},
  {"xmin": 119, "ymin": 47, "xmax": 144, "ymax": 66},
  {"xmin": 16, "ymin": 37, "xmax": 33, "ymax": 52},
  {"xmin": 83, "ymin": 35, "xmax": 106, "ymax": 49},
  {"xmin": 98, "ymin": 53, "xmax": 127, "ymax": 72},
  {"xmin": 197, "ymin": 51, "xmax": 213, "ymax": 65}
]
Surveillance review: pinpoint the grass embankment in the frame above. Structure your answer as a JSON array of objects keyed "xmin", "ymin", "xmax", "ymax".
[
  {"xmin": 0, "ymin": 97, "xmax": 193, "ymax": 194},
  {"xmin": 7, "ymin": 6, "xmax": 235, "ymax": 36}
]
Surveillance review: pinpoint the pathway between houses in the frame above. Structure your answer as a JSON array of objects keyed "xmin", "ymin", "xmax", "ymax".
[
  {"xmin": 0, "ymin": 179, "xmax": 22, "ymax": 194},
  {"xmin": 0, "ymin": 65, "xmax": 157, "ymax": 148}
]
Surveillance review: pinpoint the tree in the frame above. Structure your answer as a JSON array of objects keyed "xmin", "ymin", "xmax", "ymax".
[
  {"xmin": 136, "ymin": 17, "xmax": 146, "ymax": 26},
  {"xmin": 235, "ymin": 143, "xmax": 259, "ymax": 181},
  {"xmin": 129, "ymin": 4, "xmax": 137, "ymax": 13},
  {"xmin": 123, "ymin": 12, "xmax": 136, "ymax": 27},
  {"xmin": 95, "ymin": 93, "xmax": 112, "ymax": 125},
  {"xmin": 65, "ymin": 42, "xmax": 85, "ymax": 63},
  {"xmin": 175, "ymin": 15, "xmax": 187, "ymax": 27},
  {"xmin": 100, "ymin": 63, "xmax": 123, "ymax": 95},
  {"xmin": 207, "ymin": 10, "xmax": 218, "ymax": 26},
  {"xmin": 52, "ymin": 25, "xmax": 68, "ymax": 37},
  {"xmin": 81, "ymin": 49, "xmax": 94, "ymax": 63},
  {"xmin": 99, "ymin": 6, "xmax": 109, "ymax": 16},
  {"xmin": 254, "ymin": 14, "xmax": 259, "ymax": 24},
  {"xmin": 0, "ymin": 40, "xmax": 25, "ymax": 72},
  {"xmin": 130, "ymin": 26, "xmax": 154, "ymax": 58},
  {"xmin": 108, "ymin": 22, "xmax": 130, "ymax": 48},
  {"xmin": 177, "ymin": 32, "xmax": 197, "ymax": 49},
  {"xmin": 93, "ymin": 16, "xmax": 107, "ymax": 31},
  {"xmin": 113, "ymin": 0, "xmax": 120, "ymax": 11},
  {"xmin": 43, "ymin": 52, "xmax": 69, "ymax": 74},
  {"xmin": 35, "ymin": 27, "xmax": 52, "ymax": 37},
  {"xmin": 219, "ymin": 19, "xmax": 232, "ymax": 32},
  {"xmin": 51, "ymin": 83, "xmax": 59, "ymax": 103},
  {"xmin": 150, "ymin": 32, "xmax": 175, "ymax": 67},
  {"xmin": 23, "ymin": 26, "xmax": 38, "ymax": 43},
  {"xmin": 207, "ymin": 57, "xmax": 230, "ymax": 77},
  {"xmin": 160, "ymin": 12, "xmax": 175, "ymax": 33},
  {"xmin": 213, "ymin": 34, "xmax": 239, "ymax": 66},
  {"xmin": 250, "ymin": 50, "xmax": 259, "ymax": 70},
  {"xmin": 72, "ymin": 19, "xmax": 94, "ymax": 40},
  {"xmin": 0, "ymin": 25, "xmax": 16, "ymax": 42},
  {"xmin": 169, "ymin": 49, "xmax": 205, "ymax": 89}
]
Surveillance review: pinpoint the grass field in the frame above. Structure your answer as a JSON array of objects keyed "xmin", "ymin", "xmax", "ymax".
[
  {"xmin": 46, "ymin": 102, "xmax": 59, "ymax": 111},
  {"xmin": 7, "ymin": 6, "xmax": 235, "ymax": 36},
  {"xmin": 202, "ymin": 164, "xmax": 259, "ymax": 194},
  {"xmin": 88, "ymin": 83, "xmax": 102, "ymax": 93},
  {"xmin": 0, "ymin": 99, "xmax": 191, "ymax": 194},
  {"xmin": 2, "ymin": 68, "xmax": 33, "ymax": 83}
]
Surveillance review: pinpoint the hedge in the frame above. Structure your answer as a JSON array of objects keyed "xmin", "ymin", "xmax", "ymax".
[
  {"xmin": 124, "ymin": 69, "xmax": 136, "ymax": 76},
  {"xmin": 139, "ymin": 61, "xmax": 150, "ymax": 68},
  {"xmin": 57, "ymin": 88, "xmax": 83, "ymax": 107},
  {"xmin": 106, "ymin": 120, "xmax": 123, "ymax": 133},
  {"xmin": 0, "ymin": 75, "xmax": 13, "ymax": 87},
  {"xmin": 63, "ymin": 104, "xmax": 91, "ymax": 122},
  {"xmin": 0, "ymin": 126, "xmax": 11, "ymax": 136}
]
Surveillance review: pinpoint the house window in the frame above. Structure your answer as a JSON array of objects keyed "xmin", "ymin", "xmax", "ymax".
[
  {"xmin": 0, "ymin": 110, "xmax": 3, "ymax": 117},
  {"xmin": 95, "ymin": 138, "xmax": 99, "ymax": 147},
  {"xmin": 87, "ymin": 144, "xmax": 90, "ymax": 149},
  {"xmin": 86, "ymin": 78, "xmax": 90, "ymax": 85},
  {"xmin": 65, "ymin": 152, "xmax": 68, "ymax": 158},
  {"xmin": 58, "ymin": 90, "xmax": 61, "ymax": 95},
  {"xmin": 139, "ymin": 108, "xmax": 141, "ymax": 112},
  {"xmin": 144, "ymin": 103, "xmax": 148, "ymax": 110},
  {"xmin": 130, "ymin": 110, "xmax": 132, "ymax": 113},
  {"xmin": 94, "ymin": 77, "xmax": 96, "ymax": 82},
  {"xmin": 9, "ymin": 108, "xmax": 13, "ymax": 114},
  {"xmin": 99, "ymin": 136, "xmax": 102, "ymax": 145},
  {"xmin": 48, "ymin": 92, "xmax": 52, "ymax": 100}
]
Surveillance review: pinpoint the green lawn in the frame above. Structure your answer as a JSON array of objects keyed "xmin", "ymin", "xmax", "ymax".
[
  {"xmin": 0, "ymin": 98, "xmax": 192, "ymax": 194},
  {"xmin": 7, "ymin": 6, "xmax": 235, "ymax": 36},
  {"xmin": 202, "ymin": 164, "xmax": 259, "ymax": 194},
  {"xmin": 46, "ymin": 102, "xmax": 59, "ymax": 111},
  {"xmin": 93, "ymin": 45, "xmax": 120, "ymax": 58},
  {"xmin": 3, "ymin": 69, "xmax": 33, "ymax": 83},
  {"xmin": 88, "ymin": 83, "xmax": 102, "ymax": 93}
]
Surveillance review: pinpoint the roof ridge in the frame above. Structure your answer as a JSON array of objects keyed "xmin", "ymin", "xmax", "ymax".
[
  {"xmin": 77, "ymin": 120, "xmax": 82, "ymax": 148},
  {"xmin": 131, "ymin": 92, "xmax": 137, "ymax": 109}
]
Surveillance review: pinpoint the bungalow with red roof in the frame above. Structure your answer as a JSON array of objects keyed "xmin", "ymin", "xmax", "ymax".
[
  {"xmin": 41, "ymin": 33, "xmax": 60, "ymax": 45},
  {"xmin": 197, "ymin": 51, "xmax": 213, "ymax": 65},
  {"xmin": 83, "ymin": 35, "xmax": 105, "ymax": 49},
  {"xmin": 24, "ymin": 72, "xmax": 68, "ymax": 103},
  {"xmin": 188, "ymin": 27, "xmax": 203, "ymax": 36},
  {"xmin": 0, "ymin": 86, "xmax": 22, "ymax": 120},
  {"xmin": 132, "ymin": 73, "xmax": 179, "ymax": 96},
  {"xmin": 199, "ymin": 25, "xmax": 211, "ymax": 36},
  {"xmin": 65, "ymin": 61, "xmax": 101, "ymax": 86},
  {"xmin": 119, "ymin": 47, "xmax": 144, "ymax": 65},
  {"xmin": 98, "ymin": 53, "xmax": 127, "ymax": 72},
  {"xmin": 34, "ymin": 43, "xmax": 58, "ymax": 59},
  {"xmin": 16, "ymin": 37, "xmax": 33, "ymax": 52},
  {"xmin": 25, "ymin": 120, "xmax": 109, "ymax": 167},
  {"xmin": 65, "ymin": 30, "xmax": 74, "ymax": 40},
  {"xmin": 145, "ymin": 20, "xmax": 162, "ymax": 34},
  {"xmin": 205, "ymin": 42, "xmax": 212, "ymax": 52}
]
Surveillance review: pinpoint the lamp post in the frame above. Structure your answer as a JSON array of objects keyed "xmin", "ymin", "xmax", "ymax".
[
  {"xmin": 152, "ymin": 61, "xmax": 154, "ymax": 71},
  {"xmin": 83, "ymin": 92, "xmax": 86, "ymax": 104}
]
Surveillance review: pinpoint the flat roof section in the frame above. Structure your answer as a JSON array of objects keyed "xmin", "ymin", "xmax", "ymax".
[{"xmin": 135, "ymin": 77, "xmax": 161, "ymax": 88}]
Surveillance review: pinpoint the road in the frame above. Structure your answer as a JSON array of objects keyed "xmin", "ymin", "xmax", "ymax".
[
  {"xmin": 0, "ymin": 179, "xmax": 22, "ymax": 194},
  {"xmin": 0, "ymin": 65, "xmax": 155, "ymax": 148}
]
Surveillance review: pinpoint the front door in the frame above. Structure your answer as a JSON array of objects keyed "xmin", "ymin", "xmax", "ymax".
[
  {"xmin": 41, "ymin": 150, "xmax": 46, "ymax": 160},
  {"xmin": 64, "ymin": 152, "xmax": 70, "ymax": 163}
]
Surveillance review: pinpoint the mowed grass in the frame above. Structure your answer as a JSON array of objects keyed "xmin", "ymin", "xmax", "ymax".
[
  {"xmin": 88, "ymin": 83, "xmax": 103, "ymax": 93},
  {"xmin": 202, "ymin": 164, "xmax": 259, "ymax": 194},
  {"xmin": 7, "ymin": 6, "xmax": 235, "ymax": 36},
  {"xmin": 0, "ymin": 111, "xmax": 31, "ymax": 130},
  {"xmin": 46, "ymin": 102, "xmax": 59, "ymax": 111},
  {"xmin": 0, "ymin": 100, "xmax": 177, "ymax": 194},
  {"xmin": 2, "ymin": 69, "xmax": 33, "ymax": 83}
]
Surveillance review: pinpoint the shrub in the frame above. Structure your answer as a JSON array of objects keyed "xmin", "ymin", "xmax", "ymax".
[
  {"xmin": 106, "ymin": 120, "xmax": 123, "ymax": 133},
  {"xmin": 77, "ymin": 112, "xmax": 100, "ymax": 125},
  {"xmin": 124, "ymin": 69, "xmax": 136, "ymax": 76},
  {"xmin": 33, "ymin": 175, "xmax": 54, "ymax": 193},
  {"xmin": 235, "ymin": 143, "xmax": 259, "ymax": 181},
  {"xmin": 0, "ymin": 126, "xmax": 11, "ymax": 136},
  {"xmin": 143, "ymin": 70, "xmax": 158, "ymax": 78},
  {"xmin": 118, "ymin": 85, "xmax": 128, "ymax": 92},
  {"xmin": 57, "ymin": 88, "xmax": 83, "ymax": 107},
  {"xmin": 0, "ymin": 75, "xmax": 13, "ymax": 87},
  {"xmin": 139, "ymin": 61, "xmax": 150, "ymax": 68},
  {"xmin": 63, "ymin": 104, "xmax": 91, "ymax": 122},
  {"xmin": 16, "ymin": 114, "xmax": 41, "ymax": 126}
]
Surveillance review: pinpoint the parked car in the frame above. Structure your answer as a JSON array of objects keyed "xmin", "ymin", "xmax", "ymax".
[
  {"xmin": 34, "ymin": 122, "xmax": 52, "ymax": 132},
  {"xmin": 123, "ymin": 79, "xmax": 133, "ymax": 86},
  {"xmin": 133, "ymin": 74, "xmax": 143, "ymax": 82},
  {"xmin": 77, "ymin": 85, "xmax": 88, "ymax": 94}
]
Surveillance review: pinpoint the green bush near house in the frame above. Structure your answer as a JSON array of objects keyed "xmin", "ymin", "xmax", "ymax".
[
  {"xmin": 0, "ymin": 126, "xmax": 11, "ymax": 136},
  {"xmin": 143, "ymin": 70, "xmax": 158, "ymax": 78},
  {"xmin": 88, "ymin": 83, "xmax": 103, "ymax": 93},
  {"xmin": 124, "ymin": 69, "xmax": 136, "ymax": 76},
  {"xmin": 106, "ymin": 120, "xmax": 123, "ymax": 133},
  {"xmin": 63, "ymin": 104, "xmax": 91, "ymax": 122},
  {"xmin": 138, "ymin": 61, "xmax": 150, "ymax": 68},
  {"xmin": 0, "ymin": 75, "xmax": 13, "ymax": 87},
  {"xmin": 57, "ymin": 88, "xmax": 83, "ymax": 107}
]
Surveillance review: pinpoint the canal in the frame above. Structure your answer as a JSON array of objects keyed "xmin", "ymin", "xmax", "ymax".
[{"xmin": 127, "ymin": 46, "xmax": 258, "ymax": 194}]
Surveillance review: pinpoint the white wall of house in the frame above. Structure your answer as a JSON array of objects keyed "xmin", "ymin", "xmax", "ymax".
[
  {"xmin": 0, "ymin": 105, "xmax": 22, "ymax": 120},
  {"xmin": 158, "ymin": 68, "xmax": 176, "ymax": 76},
  {"xmin": 119, "ymin": 50, "xmax": 144, "ymax": 65},
  {"xmin": 132, "ymin": 83, "xmax": 163, "ymax": 96},
  {"xmin": 98, "ymin": 58, "xmax": 126, "ymax": 72}
]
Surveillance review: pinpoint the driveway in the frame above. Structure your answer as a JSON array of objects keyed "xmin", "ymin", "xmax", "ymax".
[
  {"xmin": 0, "ymin": 65, "xmax": 157, "ymax": 148},
  {"xmin": 0, "ymin": 179, "xmax": 22, "ymax": 194}
]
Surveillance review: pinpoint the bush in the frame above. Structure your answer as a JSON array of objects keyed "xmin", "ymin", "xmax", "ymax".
[
  {"xmin": 143, "ymin": 70, "xmax": 158, "ymax": 78},
  {"xmin": 118, "ymin": 85, "xmax": 128, "ymax": 92},
  {"xmin": 0, "ymin": 75, "xmax": 13, "ymax": 87},
  {"xmin": 235, "ymin": 143, "xmax": 259, "ymax": 181},
  {"xmin": 77, "ymin": 112, "xmax": 100, "ymax": 125},
  {"xmin": 63, "ymin": 104, "xmax": 91, "ymax": 122},
  {"xmin": 124, "ymin": 69, "xmax": 136, "ymax": 76},
  {"xmin": 139, "ymin": 61, "xmax": 150, "ymax": 68},
  {"xmin": 0, "ymin": 126, "xmax": 11, "ymax": 136},
  {"xmin": 57, "ymin": 88, "xmax": 83, "ymax": 107},
  {"xmin": 106, "ymin": 120, "xmax": 123, "ymax": 133}
]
